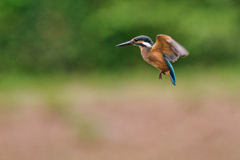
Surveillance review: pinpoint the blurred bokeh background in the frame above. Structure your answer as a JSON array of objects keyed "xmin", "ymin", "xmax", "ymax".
[{"xmin": 0, "ymin": 0, "xmax": 240, "ymax": 159}]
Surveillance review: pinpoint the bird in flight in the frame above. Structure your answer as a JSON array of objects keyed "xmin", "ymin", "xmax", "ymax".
[{"xmin": 116, "ymin": 34, "xmax": 189, "ymax": 85}]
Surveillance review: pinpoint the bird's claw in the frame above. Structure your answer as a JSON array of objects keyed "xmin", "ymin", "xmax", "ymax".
[{"xmin": 159, "ymin": 71, "xmax": 165, "ymax": 79}]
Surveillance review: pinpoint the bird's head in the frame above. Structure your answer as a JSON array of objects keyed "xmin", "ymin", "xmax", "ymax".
[{"xmin": 116, "ymin": 35, "xmax": 154, "ymax": 48}]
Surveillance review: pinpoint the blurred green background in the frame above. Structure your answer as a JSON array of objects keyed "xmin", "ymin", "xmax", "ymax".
[
  {"xmin": 1, "ymin": 0, "xmax": 240, "ymax": 160},
  {"xmin": 1, "ymin": 0, "xmax": 240, "ymax": 73}
]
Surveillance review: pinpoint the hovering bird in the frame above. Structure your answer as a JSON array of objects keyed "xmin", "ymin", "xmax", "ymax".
[{"xmin": 116, "ymin": 34, "xmax": 189, "ymax": 85}]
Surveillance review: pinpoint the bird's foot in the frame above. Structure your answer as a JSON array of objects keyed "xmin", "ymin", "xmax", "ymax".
[{"xmin": 159, "ymin": 71, "xmax": 165, "ymax": 79}]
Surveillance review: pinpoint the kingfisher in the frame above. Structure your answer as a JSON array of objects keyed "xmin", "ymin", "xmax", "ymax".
[{"xmin": 116, "ymin": 34, "xmax": 189, "ymax": 85}]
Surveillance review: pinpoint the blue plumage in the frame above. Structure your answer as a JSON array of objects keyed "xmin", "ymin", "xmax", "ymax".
[{"xmin": 164, "ymin": 56, "xmax": 176, "ymax": 85}]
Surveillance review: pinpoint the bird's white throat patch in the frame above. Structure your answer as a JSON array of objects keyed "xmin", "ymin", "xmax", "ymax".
[{"xmin": 142, "ymin": 42, "xmax": 152, "ymax": 48}]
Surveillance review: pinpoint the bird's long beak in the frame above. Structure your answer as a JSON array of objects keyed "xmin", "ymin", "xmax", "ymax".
[{"xmin": 116, "ymin": 40, "xmax": 134, "ymax": 47}]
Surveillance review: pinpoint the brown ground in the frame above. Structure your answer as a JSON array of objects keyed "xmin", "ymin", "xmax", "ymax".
[{"xmin": 0, "ymin": 77, "xmax": 240, "ymax": 160}]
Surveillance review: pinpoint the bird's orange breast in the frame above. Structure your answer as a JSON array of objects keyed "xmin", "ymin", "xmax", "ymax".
[{"xmin": 145, "ymin": 49, "xmax": 169, "ymax": 72}]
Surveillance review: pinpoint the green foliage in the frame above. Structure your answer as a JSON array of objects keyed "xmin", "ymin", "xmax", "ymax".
[{"xmin": 0, "ymin": 0, "xmax": 240, "ymax": 73}]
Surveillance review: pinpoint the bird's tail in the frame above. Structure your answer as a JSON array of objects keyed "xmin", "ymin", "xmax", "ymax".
[{"xmin": 164, "ymin": 57, "xmax": 176, "ymax": 86}]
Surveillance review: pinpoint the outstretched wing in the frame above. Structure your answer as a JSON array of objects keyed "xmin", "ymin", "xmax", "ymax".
[{"xmin": 152, "ymin": 34, "xmax": 189, "ymax": 62}]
